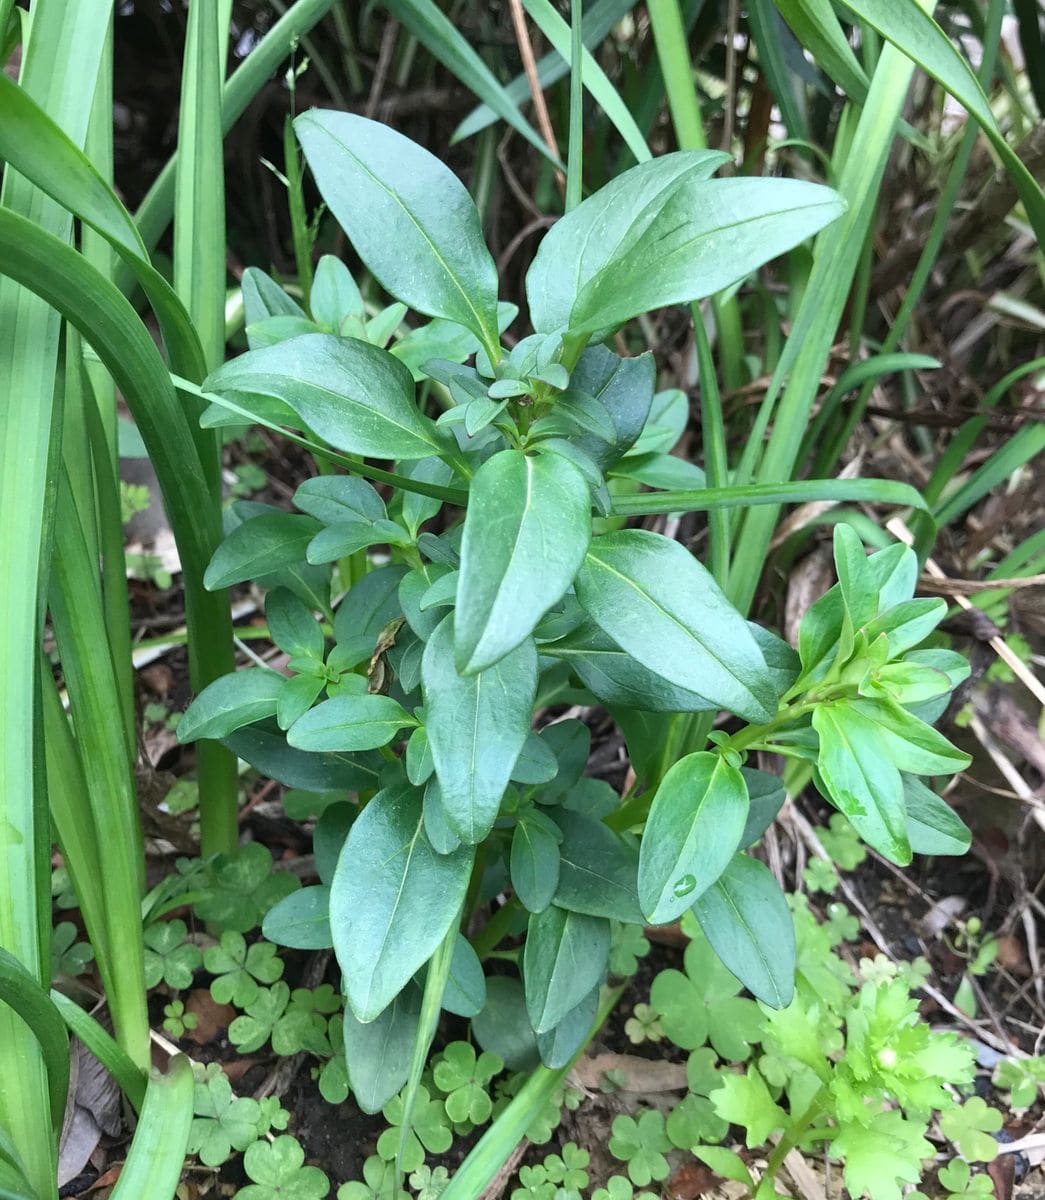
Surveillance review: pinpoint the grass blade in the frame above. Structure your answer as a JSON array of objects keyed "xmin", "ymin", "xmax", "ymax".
[
  {"xmin": 775, "ymin": 0, "xmax": 870, "ymax": 101},
  {"xmin": 520, "ymin": 0, "xmax": 650, "ymax": 164},
  {"xmin": 609, "ymin": 477, "xmax": 931, "ymax": 518},
  {"xmin": 0, "ymin": 950, "xmax": 68, "ymax": 1132},
  {"xmin": 835, "ymin": 0, "xmax": 1045, "ymax": 244},
  {"xmin": 107, "ymin": 1057, "xmax": 194, "ymax": 1200},
  {"xmin": 382, "ymin": 0, "xmax": 561, "ymax": 167},
  {"xmin": 49, "ymin": 991, "xmax": 146, "ymax": 1113}
]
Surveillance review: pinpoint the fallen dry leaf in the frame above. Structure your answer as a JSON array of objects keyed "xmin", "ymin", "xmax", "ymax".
[{"xmin": 570, "ymin": 1053, "xmax": 688, "ymax": 1093}]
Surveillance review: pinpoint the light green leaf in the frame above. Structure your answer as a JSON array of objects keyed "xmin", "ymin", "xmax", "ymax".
[
  {"xmin": 330, "ymin": 782, "xmax": 473, "ymax": 1022},
  {"xmin": 638, "ymin": 751, "xmax": 749, "ymax": 924},
  {"xmin": 287, "ymin": 693, "xmax": 415, "ymax": 753},
  {"xmin": 262, "ymin": 886, "xmax": 332, "ymax": 950},
  {"xmin": 343, "ymin": 986, "xmax": 420, "ymax": 1114},
  {"xmin": 456, "ymin": 448, "xmax": 591, "ymax": 673},
  {"xmin": 903, "ymin": 776, "xmax": 971, "ymax": 857},
  {"xmin": 849, "ymin": 697, "xmax": 971, "ymax": 775},
  {"xmin": 574, "ymin": 530, "xmax": 775, "ymax": 723},
  {"xmin": 204, "ymin": 513, "xmax": 320, "ymax": 590},
  {"xmin": 511, "ymin": 813, "xmax": 561, "ymax": 914}
]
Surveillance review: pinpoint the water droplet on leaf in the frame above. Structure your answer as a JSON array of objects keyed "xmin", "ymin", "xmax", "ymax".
[{"xmin": 673, "ymin": 874, "xmax": 696, "ymax": 898}]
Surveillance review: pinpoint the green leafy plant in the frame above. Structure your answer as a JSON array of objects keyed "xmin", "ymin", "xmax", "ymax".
[
  {"xmin": 204, "ymin": 930, "xmax": 285, "ymax": 1006},
  {"xmin": 142, "ymin": 919, "xmax": 203, "ymax": 991},
  {"xmin": 176, "ymin": 119, "xmax": 974, "ymax": 1150},
  {"xmin": 187, "ymin": 1063, "xmax": 290, "ymax": 1166},
  {"xmin": 162, "ymin": 1000, "xmax": 198, "ymax": 1038},
  {"xmin": 239, "ymin": 1134, "xmax": 331, "ymax": 1200}
]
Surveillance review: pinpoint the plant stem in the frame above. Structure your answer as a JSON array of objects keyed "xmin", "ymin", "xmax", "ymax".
[{"xmin": 565, "ymin": 0, "xmax": 584, "ymax": 211}]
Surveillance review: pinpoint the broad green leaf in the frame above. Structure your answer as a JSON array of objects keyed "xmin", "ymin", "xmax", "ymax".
[
  {"xmin": 639, "ymin": 752, "xmax": 750, "ymax": 924},
  {"xmin": 534, "ymin": 172, "xmax": 844, "ymax": 335},
  {"xmin": 295, "ymin": 110, "xmax": 500, "ymax": 351},
  {"xmin": 544, "ymin": 620, "xmax": 716, "ymax": 713},
  {"xmin": 510, "ymin": 732, "xmax": 559, "ymax": 785},
  {"xmin": 553, "ymin": 809, "xmax": 643, "ymax": 924},
  {"xmin": 205, "ymin": 333, "xmax": 440, "ymax": 460},
  {"xmin": 422, "ymin": 615, "xmax": 538, "ymax": 844},
  {"xmin": 334, "ymin": 564, "xmax": 409, "ymax": 650},
  {"xmin": 179, "ymin": 670, "xmax": 285, "ymax": 742},
  {"xmin": 903, "ymin": 776, "xmax": 971, "ymax": 857},
  {"xmin": 343, "ymin": 986, "xmax": 420, "ymax": 1114},
  {"xmin": 523, "ymin": 906, "xmax": 609, "ymax": 1034},
  {"xmin": 306, "ymin": 517, "xmax": 411, "ymax": 564},
  {"xmin": 331, "ymin": 782, "xmax": 473, "ymax": 1022},
  {"xmin": 864, "ymin": 598, "xmax": 947, "ymax": 658},
  {"xmin": 455, "ymin": 448, "xmax": 591, "ymax": 673},
  {"xmin": 471, "ymin": 977, "xmax": 540, "ymax": 1072},
  {"xmin": 262, "ymin": 886, "xmax": 332, "ymax": 950},
  {"xmin": 774, "ymin": 0, "xmax": 869, "ymax": 100},
  {"xmin": 835, "ymin": 0, "xmax": 1045, "ymax": 247},
  {"xmin": 739, "ymin": 768, "xmax": 786, "ymax": 849},
  {"xmin": 266, "ymin": 587, "xmax": 324, "ymax": 661},
  {"xmin": 574, "ymin": 530, "xmax": 775, "ymax": 722},
  {"xmin": 527, "ymin": 151, "xmax": 729, "ymax": 333},
  {"xmin": 223, "ymin": 725, "xmax": 384, "ymax": 793},
  {"xmin": 204, "ymin": 513, "xmax": 320, "ymax": 590},
  {"xmin": 510, "ymin": 812, "xmax": 561, "ymax": 914},
  {"xmin": 850, "ymin": 697, "xmax": 970, "ymax": 775},
  {"xmin": 813, "ymin": 703, "xmax": 911, "ymax": 865},
  {"xmin": 294, "ymin": 474, "xmax": 386, "ymax": 524},
  {"xmin": 691, "ymin": 854, "xmax": 796, "ymax": 1009},
  {"xmin": 287, "ymin": 693, "xmax": 416, "ymax": 753}
]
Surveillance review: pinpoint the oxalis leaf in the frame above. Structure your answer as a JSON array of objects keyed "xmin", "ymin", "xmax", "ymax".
[
  {"xmin": 295, "ymin": 110, "xmax": 501, "ymax": 352},
  {"xmin": 574, "ymin": 529, "xmax": 776, "ymax": 723},
  {"xmin": 690, "ymin": 853, "xmax": 795, "ymax": 1009},
  {"xmin": 330, "ymin": 781, "xmax": 473, "ymax": 1022},
  {"xmin": 205, "ymin": 333, "xmax": 440, "ymax": 460},
  {"xmin": 455, "ymin": 447, "xmax": 592, "ymax": 673},
  {"xmin": 422, "ymin": 614, "xmax": 538, "ymax": 844},
  {"xmin": 813, "ymin": 702, "xmax": 911, "ymax": 865},
  {"xmin": 638, "ymin": 751, "xmax": 749, "ymax": 925}
]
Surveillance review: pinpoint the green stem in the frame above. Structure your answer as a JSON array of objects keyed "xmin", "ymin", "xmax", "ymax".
[
  {"xmin": 472, "ymin": 899, "xmax": 521, "ymax": 959},
  {"xmin": 565, "ymin": 0, "xmax": 584, "ymax": 211},
  {"xmin": 284, "ymin": 113, "xmax": 314, "ymax": 306},
  {"xmin": 754, "ymin": 1087, "xmax": 830, "ymax": 1199}
]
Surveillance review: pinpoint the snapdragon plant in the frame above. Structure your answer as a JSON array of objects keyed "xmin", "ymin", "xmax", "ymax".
[{"xmin": 179, "ymin": 113, "xmax": 971, "ymax": 1117}]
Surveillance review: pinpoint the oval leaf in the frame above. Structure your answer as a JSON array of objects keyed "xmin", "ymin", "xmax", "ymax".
[
  {"xmin": 331, "ymin": 782, "xmax": 473, "ymax": 1022},
  {"xmin": 639, "ymin": 751, "xmax": 750, "ymax": 924},
  {"xmin": 262, "ymin": 885, "xmax": 333, "ymax": 950},
  {"xmin": 179, "ymin": 670, "xmax": 285, "ymax": 742},
  {"xmin": 295, "ymin": 110, "xmax": 500, "ymax": 350},
  {"xmin": 455, "ymin": 448, "xmax": 592, "ymax": 673},
  {"xmin": 691, "ymin": 854, "xmax": 795, "ymax": 1009},
  {"xmin": 287, "ymin": 693, "xmax": 415, "ymax": 753},
  {"xmin": 523, "ymin": 906, "xmax": 609, "ymax": 1034},
  {"xmin": 574, "ymin": 530, "xmax": 776, "ymax": 723},
  {"xmin": 422, "ymin": 614, "xmax": 538, "ymax": 844},
  {"xmin": 205, "ymin": 333, "xmax": 439, "ymax": 460}
]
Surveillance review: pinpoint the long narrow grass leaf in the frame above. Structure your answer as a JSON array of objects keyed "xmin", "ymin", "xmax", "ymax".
[
  {"xmin": 107, "ymin": 1057, "xmax": 194, "ymax": 1200},
  {"xmin": 49, "ymin": 991, "xmax": 147, "ymax": 1113},
  {"xmin": 0, "ymin": 950, "xmax": 68, "ymax": 1132},
  {"xmin": 609, "ymin": 477, "xmax": 931, "ymax": 517}
]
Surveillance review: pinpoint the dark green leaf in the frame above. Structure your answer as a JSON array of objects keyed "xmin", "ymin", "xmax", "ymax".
[
  {"xmin": 523, "ymin": 906, "xmax": 609, "ymax": 1034},
  {"xmin": 294, "ymin": 474, "xmax": 386, "ymax": 524},
  {"xmin": 205, "ymin": 333, "xmax": 440, "ymax": 460},
  {"xmin": 554, "ymin": 809, "xmax": 643, "ymax": 924},
  {"xmin": 331, "ymin": 781, "xmax": 473, "ymax": 1021},
  {"xmin": 334, "ymin": 564, "xmax": 409, "ymax": 648},
  {"xmin": 343, "ymin": 985, "xmax": 421, "ymax": 1113},
  {"xmin": 691, "ymin": 854, "xmax": 795, "ymax": 1009},
  {"xmin": 422, "ymin": 614, "xmax": 538, "ymax": 844},
  {"xmin": 179, "ymin": 670, "xmax": 285, "ymax": 741},
  {"xmin": 510, "ymin": 731, "xmax": 560, "ymax": 786},
  {"xmin": 739, "ymin": 768, "xmax": 786, "ymax": 849},
  {"xmin": 287, "ymin": 693, "xmax": 416, "ymax": 753},
  {"xmin": 575, "ymin": 530, "xmax": 775, "ymax": 722},
  {"xmin": 536, "ymin": 985, "xmax": 599, "ymax": 1068},
  {"xmin": 266, "ymin": 587, "xmax": 324, "ymax": 661},
  {"xmin": 295, "ymin": 111, "xmax": 500, "ymax": 350},
  {"xmin": 639, "ymin": 752, "xmax": 749, "ymax": 924},
  {"xmin": 511, "ymin": 813, "xmax": 561, "ymax": 913},
  {"xmin": 472, "ymin": 977, "xmax": 539, "ymax": 1072},
  {"xmin": 455, "ymin": 449, "xmax": 591, "ymax": 673},
  {"xmin": 442, "ymin": 935, "xmax": 486, "ymax": 1019},
  {"xmin": 223, "ymin": 724, "xmax": 384, "ymax": 793},
  {"xmin": 204, "ymin": 513, "xmax": 320, "ymax": 590}
]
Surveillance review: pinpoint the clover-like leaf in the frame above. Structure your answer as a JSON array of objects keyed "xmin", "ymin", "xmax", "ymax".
[
  {"xmin": 377, "ymin": 1085, "xmax": 453, "ymax": 1173},
  {"xmin": 143, "ymin": 918, "xmax": 203, "ymax": 990},
  {"xmin": 939, "ymin": 1098, "xmax": 1002, "ymax": 1163},
  {"xmin": 238, "ymin": 1134, "xmax": 330, "ymax": 1200},
  {"xmin": 204, "ymin": 931, "xmax": 284, "ymax": 1007},
  {"xmin": 338, "ymin": 1155, "xmax": 409, "ymax": 1200},
  {"xmin": 432, "ymin": 1041, "xmax": 503, "ymax": 1124},
  {"xmin": 608, "ymin": 1111, "xmax": 672, "ymax": 1187}
]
